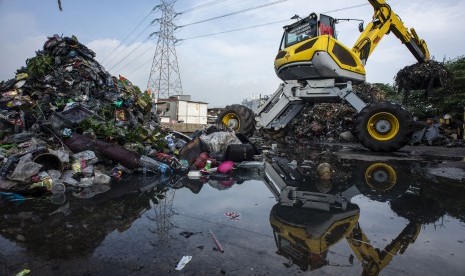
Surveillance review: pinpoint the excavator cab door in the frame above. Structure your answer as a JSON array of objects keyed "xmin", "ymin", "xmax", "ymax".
[{"xmin": 318, "ymin": 14, "xmax": 336, "ymax": 38}]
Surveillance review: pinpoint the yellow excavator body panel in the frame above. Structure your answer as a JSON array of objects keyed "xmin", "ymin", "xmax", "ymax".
[
  {"xmin": 270, "ymin": 211, "xmax": 360, "ymax": 253},
  {"xmin": 274, "ymin": 35, "xmax": 366, "ymax": 83}
]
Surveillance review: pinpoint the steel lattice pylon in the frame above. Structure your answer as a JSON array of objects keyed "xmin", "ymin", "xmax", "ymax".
[{"xmin": 147, "ymin": 0, "xmax": 183, "ymax": 101}]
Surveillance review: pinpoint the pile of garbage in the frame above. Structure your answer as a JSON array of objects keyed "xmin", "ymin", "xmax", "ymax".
[
  {"xmin": 394, "ymin": 60, "xmax": 453, "ymax": 103},
  {"xmin": 0, "ymin": 35, "xmax": 258, "ymax": 200},
  {"xmin": 285, "ymin": 83, "xmax": 387, "ymax": 142}
]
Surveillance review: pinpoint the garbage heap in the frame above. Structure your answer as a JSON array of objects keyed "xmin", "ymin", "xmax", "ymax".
[
  {"xmin": 0, "ymin": 34, "xmax": 179, "ymax": 197},
  {"xmin": 394, "ymin": 60, "xmax": 453, "ymax": 101},
  {"xmin": 1, "ymin": 35, "xmax": 262, "ymax": 200},
  {"xmin": 285, "ymin": 83, "xmax": 387, "ymax": 143}
]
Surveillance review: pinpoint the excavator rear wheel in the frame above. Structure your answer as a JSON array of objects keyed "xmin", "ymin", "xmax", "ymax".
[
  {"xmin": 355, "ymin": 102, "xmax": 413, "ymax": 152},
  {"xmin": 217, "ymin": 104, "xmax": 256, "ymax": 137}
]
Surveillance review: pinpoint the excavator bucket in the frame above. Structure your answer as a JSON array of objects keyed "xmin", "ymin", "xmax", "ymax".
[{"xmin": 394, "ymin": 60, "xmax": 453, "ymax": 92}]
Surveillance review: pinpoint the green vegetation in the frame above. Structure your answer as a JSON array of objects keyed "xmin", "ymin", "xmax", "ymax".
[{"xmin": 26, "ymin": 54, "xmax": 54, "ymax": 78}]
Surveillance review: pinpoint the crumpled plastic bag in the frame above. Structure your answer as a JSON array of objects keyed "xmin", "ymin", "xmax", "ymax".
[
  {"xmin": 8, "ymin": 153, "xmax": 42, "ymax": 183},
  {"xmin": 200, "ymin": 132, "xmax": 241, "ymax": 156}
]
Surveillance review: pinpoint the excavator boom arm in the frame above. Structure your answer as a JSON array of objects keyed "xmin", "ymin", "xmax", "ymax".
[{"xmin": 352, "ymin": 0, "xmax": 430, "ymax": 64}]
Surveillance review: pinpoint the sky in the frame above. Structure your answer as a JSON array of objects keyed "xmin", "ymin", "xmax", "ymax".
[{"xmin": 1, "ymin": 0, "xmax": 464, "ymax": 107}]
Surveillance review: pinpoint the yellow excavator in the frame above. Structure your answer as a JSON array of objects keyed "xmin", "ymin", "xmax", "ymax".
[
  {"xmin": 265, "ymin": 159, "xmax": 423, "ymax": 274},
  {"xmin": 218, "ymin": 0, "xmax": 431, "ymax": 152}
]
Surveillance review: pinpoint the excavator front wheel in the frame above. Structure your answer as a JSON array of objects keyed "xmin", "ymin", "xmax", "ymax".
[
  {"xmin": 355, "ymin": 102, "xmax": 413, "ymax": 152},
  {"xmin": 353, "ymin": 161, "xmax": 409, "ymax": 202},
  {"xmin": 217, "ymin": 104, "xmax": 256, "ymax": 137},
  {"xmin": 364, "ymin": 162, "xmax": 397, "ymax": 192}
]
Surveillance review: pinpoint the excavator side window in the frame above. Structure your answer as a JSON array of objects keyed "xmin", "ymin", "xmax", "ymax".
[{"xmin": 319, "ymin": 14, "xmax": 336, "ymax": 38}]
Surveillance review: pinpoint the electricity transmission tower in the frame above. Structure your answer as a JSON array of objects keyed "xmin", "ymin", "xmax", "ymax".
[{"xmin": 147, "ymin": 0, "xmax": 183, "ymax": 101}]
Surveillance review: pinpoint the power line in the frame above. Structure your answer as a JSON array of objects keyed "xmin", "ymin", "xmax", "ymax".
[
  {"xmin": 179, "ymin": 0, "xmax": 230, "ymax": 14},
  {"xmin": 113, "ymin": 42, "xmax": 157, "ymax": 73},
  {"xmin": 108, "ymin": 33, "xmax": 156, "ymax": 72},
  {"xmin": 127, "ymin": 56, "xmax": 153, "ymax": 77},
  {"xmin": 100, "ymin": 5, "xmax": 158, "ymax": 64},
  {"xmin": 177, "ymin": 0, "xmax": 290, "ymax": 28},
  {"xmin": 179, "ymin": 19, "xmax": 290, "ymax": 41},
  {"xmin": 177, "ymin": 3, "xmax": 371, "ymax": 41},
  {"xmin": 104, "ymin": 23, "xmax": 154, "ymax": 69},
  {"xmin": 323, "ymin": 3, "xmax": 370, "ymax": 14}
]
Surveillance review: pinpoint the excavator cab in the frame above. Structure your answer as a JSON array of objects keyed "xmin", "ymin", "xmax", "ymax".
[
  {"xmin": 279, "ymin": 13, "xmax": 335, "ymax": 50},
  {"xmin": 274, "ymin": 13, "xmax": 366, "ymax": 83}
]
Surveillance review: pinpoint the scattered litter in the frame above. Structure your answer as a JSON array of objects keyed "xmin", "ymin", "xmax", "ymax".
[
  {"xmin": 200, "ymin": 131, "xmax": 241, "ymax": 157},
  {"xmin": 236, "ymin": 161, "xmax": 265, "ymax": 169},
  {"xmin": 0, "ymin": 192, "xmax": 26, "ymax": 202},
  {"xmin": 188, "ymin": 170, "xmax": 202, "ymax": 179},
  {"xmin": 225, "ymin": 211, "xmax": 241, "ymax": 221},
  {"xmin": 175, "ymin": 255, "xmax": 192, "ymax": 271},
  {"xmin": 51, "ymin": 182, "xmax": 66, "ymax": 194},
  {"xmin": 217, "ymin": 161, "xmax": 234, "ymax": 174},
  {"xmin": 317, "ymin": 163, "xmax": 332, "ymax": 180},
  {"xmin": 209, "ymin": 229, "xmax": 224, "ymax": 253}
]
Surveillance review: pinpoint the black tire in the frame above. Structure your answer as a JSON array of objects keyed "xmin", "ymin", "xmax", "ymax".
[
  {"xmin": 352, "ymin": 161, "xmax": 409, "ymax": 202},
  {"xmin": 260, "ymin": 128, "xmax": 287, "ymax": 140},
  {"xmin": 355, "ymin": 102, "xmax": 413, "ymax": 152},
  {"xmin": 216, "ymin": 104, "xmax": 256, "ymax": 137}
]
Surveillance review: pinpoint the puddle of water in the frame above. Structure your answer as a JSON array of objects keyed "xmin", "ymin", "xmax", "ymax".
[{"xmin": 1, "ymin": 144, "xmax": 465, "ymax": 275}]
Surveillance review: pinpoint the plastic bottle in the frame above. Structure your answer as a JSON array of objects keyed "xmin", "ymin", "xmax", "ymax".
[
  {"xmin": 139, "ymin": 155, "xmax": 171, "ymax": 174},
  {"xmin": 51, "ymin": 182, "xmax": 66, "ymax": 194},
  {"xmin": 165, "ymin": 135, "xmax": 176, "ymax": 153}
]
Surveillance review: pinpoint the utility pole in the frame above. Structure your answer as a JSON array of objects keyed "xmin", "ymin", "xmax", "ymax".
[{"xmin": 147, "ymin": 0, "xmax": 183, "ymax": 101}]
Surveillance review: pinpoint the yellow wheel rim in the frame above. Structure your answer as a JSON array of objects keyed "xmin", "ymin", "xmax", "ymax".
[
  {"xmin": 222, "ymin": 113, "xmax": 240, "ymax": 131},
  {"xmin": 367, "ymin": 112, "xmax": 400, "ymax": 141},
  {"xmin": 364, "ymin": 163, "xmax": 397, "ymax": 191}
]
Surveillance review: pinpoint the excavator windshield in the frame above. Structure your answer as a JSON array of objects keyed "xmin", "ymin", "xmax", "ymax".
[
  {"xmin": 280, "ymin": 13, "xmax": 336, "ymax": 50},
  {"xmin": 281, "ymin": 15, "xmax": 318, "ymax": 49}
]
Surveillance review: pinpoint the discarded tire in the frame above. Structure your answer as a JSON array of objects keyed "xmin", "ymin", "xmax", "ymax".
[
  {"xmin": 217, "ymin": 104, "xmax": 256, "ymax": 137},
  {"xmin": 355, "ymin": 102, "xmax": 413, "ymax": 152}
]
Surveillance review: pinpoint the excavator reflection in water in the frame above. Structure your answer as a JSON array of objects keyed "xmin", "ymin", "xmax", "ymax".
[{"xmin": 261, "ymin": 157, "xmax": 444, "ymax": 274}]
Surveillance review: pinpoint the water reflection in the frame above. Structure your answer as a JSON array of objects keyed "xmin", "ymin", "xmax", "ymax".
[
  {"xmin": 0, "ymin": 152, "xmax": 464, "ymax": 274},
  {"xmin": 0, "ymin": 175, "xmax": 173, "ymax": 259},
  {"xmin": 262, "ymin": 155, "xmax": 449, "ymax": 274}
]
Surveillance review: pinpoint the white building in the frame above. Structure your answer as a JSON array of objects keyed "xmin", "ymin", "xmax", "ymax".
[{"xmin": 157, "ymin": 95, "xmax": 208, "ymax": 125}]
